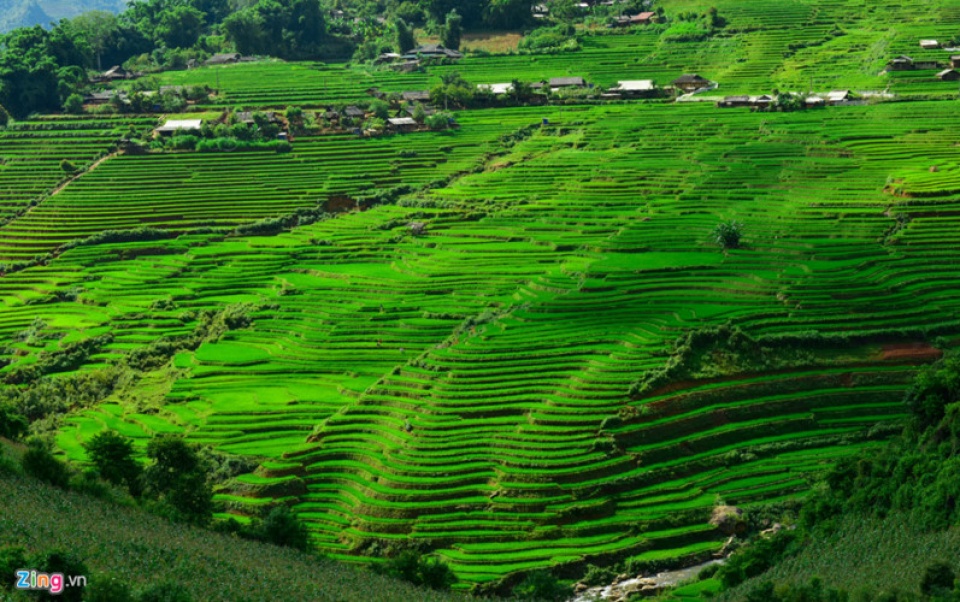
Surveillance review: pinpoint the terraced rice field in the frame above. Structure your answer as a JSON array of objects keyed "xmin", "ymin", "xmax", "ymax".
[
  {"xmin": 0, "ymin": 115, "xmax": 156, "ymax": 224},
  {"xmin": 3, "ymin": 93, "xmax": 960, "ymax": 590}
]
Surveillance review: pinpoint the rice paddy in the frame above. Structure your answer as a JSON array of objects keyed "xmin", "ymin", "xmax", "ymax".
[{"xmin": 5, "ymin": 1, "xmax": 960, "ymax": 591}]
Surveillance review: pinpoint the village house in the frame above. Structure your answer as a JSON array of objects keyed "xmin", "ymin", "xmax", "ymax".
[
  {"xmin": 611, "ymin": 80, "xmax": 657, "ymax": 97},
  {"xmin": 343, "ymin": 106, "xmax": 366, "ymax": 120},
  {"xmin": 375, "ymin": 53, "xmax": 402, "ymax": 64},
  {"xmin": 951, "ymin": 55, "xmax": 960, "ymax": 69},
  {"xmin": 402, "ymin": 91, "xmax": 431, "ymax": 103},
  {"xmin": 101, "ymin": 65, "xmax": 133, "ymax": 81},
  {"xmin": 84, "ymin": 90, "xmax": 127, "ymax": 105},
  {"xmin": 672, "ymin": 74, "xmax": 710, "ymax": 93},
  {"xmin": 401, "ymin": 44, "xmax": 463, "ymax": 61},
  {"xmin": 155, "ymin": 119, "xmax": 202, "ymax": 136},
  {"xmin": 402, "ymin": 104, "xmax": 436, "ymax": 118},
  {"xmin": 387, "ymin": 117, "xmax": 419, "ymax": 132},
  {"xmin": 886, "ymin": 55, "xmax": 941, "ymax": 71},
  {"xmin": 920, "ymin": 39, "xmax": 940, "ymax": 49},
  {"xmin": 235, "ymin": 111, "xmax": 279, "ymax": 125},
  {"xmin": 718, "ymin": 95, "xmax": 751, "ymax": 108},
  {"xmin": 549, "ymin": 76, "xmax": 587, "ymax": 90},
  {"xmin": 826, "ymin": 90, "xmax": 851, "ymax": 105},
  {"xmin": 478, "ymin": 83, "xmax": 514, "ymax": 95},
  {"xmin": 937, "ymin": 68, "xmax": 960, "ymax": 81},
  {"xmin": 204, "ymin": 53, "xmax": 241, "ymax": 66},
  {"xmin": 613, "ymin": 12, "xmax": 656, "ymax": 27}
]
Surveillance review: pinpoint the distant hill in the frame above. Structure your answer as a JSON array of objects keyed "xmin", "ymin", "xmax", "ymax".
[{"xmin": 0, "ymin": 0, "xmax": 128, "ymax": 32}]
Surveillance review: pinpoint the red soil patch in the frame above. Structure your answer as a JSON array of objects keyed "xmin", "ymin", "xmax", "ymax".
[{"xmin": 880, "ymin": 342, "xmax": 943, "ymax": 362}]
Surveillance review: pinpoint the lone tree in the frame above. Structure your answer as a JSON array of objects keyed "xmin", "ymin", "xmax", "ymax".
[
  {"xmin": 143, "ymin": 434, "xmax": 212, "ymax": 524},
  {"xmin": 441, "ymin": 10, "xmax": 462, "ymax": 50},
  {"xmin": 713, "ymin": 219, "xmax": 744, "ymax": 249},
  {"xmin": 395, "ymin": 19, "xmax": 416, "ymax": 53},
  {"xmin": 84, "ymin": 430, "xmax": 142, "ymax": 496}
]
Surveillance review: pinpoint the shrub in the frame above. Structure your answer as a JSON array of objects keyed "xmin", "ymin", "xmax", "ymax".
[
  {"xmin": 920, "ymin": 562, "xmax": 955, "ymax": 596},
  {"xmin": 0, "ymin": 403, "xmax": 28, "ymax": 439},
  {"xmin": 84, "ymin": 574, "xmax": 134, "ymax": 602},
  {"xmin": 379, "ymin": 551, "xmax": 456, "ymax": 590},
  {"xmin": 580, "ymin": 564, "xmax": 617, "ymax": 586},
  {"xmin": 63, "ymin": 93, "xmax": 84, "ymax": 115},
  {"xmin": 713, "ymin": 219, "xmax": 745, "ymax": 249},
  {"xmin": 512, "ymin": 570, "xmax": 572, "ymax": 601},
  {"xmin": 60, "ymin": 159, "xmax": 78, "ymax": 174},
  {"xmin": 254, "ymin": 506, "xmax": 310, "ymax": 551},
  {"xmin": 138, "ymin": 581, "xmax": 194, "ymax": 602},
  {"xmin": 0, "ymin": 104, "xmax": 9, "ymax": 127},
  {"xmin": 0, "ymin": 546, "xmax": 27, "ymax": 589},
  {"xmin": 425, "ymin": 113, "xmax": 450, "ymax": 131},
  {"xmin": 29, "ymin": 549, "xmax": 88, "ymax": 602},
  {"xmin": 22, "ymin": 439, "xmax": 70, "ymax": 488}
]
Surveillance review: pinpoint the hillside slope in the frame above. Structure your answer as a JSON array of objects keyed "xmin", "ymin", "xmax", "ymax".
[{"xmin": 0, "ymin": 469, "xmax": 474, "ymax": 602}]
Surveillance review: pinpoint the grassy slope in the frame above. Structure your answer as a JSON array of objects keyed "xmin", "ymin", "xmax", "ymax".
[
  {"xmin": 715, "ymin": 514, "xmax": 960, "ymax": 600},
  {"xmin": 0, "ymin": 467, "xmax": 475, "ymax": 602}
]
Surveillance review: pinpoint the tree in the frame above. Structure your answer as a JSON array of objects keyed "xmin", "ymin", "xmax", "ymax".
[
  {"xmin": 84, "ymin": 430, "xmax": 142, "ymax": 496},
  {"xmin": 905, "ymin": 354, "xmax": 960, "ymax": 430},
  {"xmin": 484, "ymin": 0, "xmax": 534, "ymax": 29},
  {"xmin": 22, "ymin": 439, "xmax": 71, "ymax": 488},
  {"xmin": 71, "ymin": 11, "xmax": 118, "ymax": 70},
  {"xmin": 381, "ymin": 551, "xmax": 456, "ymax": 590},
  {"xmin": 138, "ymin": 581, "xmax": 194, "ymax": 602},
  {"xmin": 370, "ymin": 99, "xmax": 390, "ymax": 119},
  {"xmin": 223, "ymin": 9, "xmax": 266, "ymax": 55},
  {"xmin": 63, "ymin": 93, "xmax": 84, "ymax": 114},
  {"xmin": 412, "ymin": 103, "xmax": 426, "ymax": 122},
  {"xmin": 441, "ymin": 10, "xmax": 462, "ymax": 50},
  {"xmin": 156, "ymin": 5, "xmax": 205, "ymax": 49},
  {"xmin": 143, "ymin": 434, "xmax": 213, "ymax": 524},
  {"xmin": 713, "ymin": 219, "xmax": 744, "ymax": 249},
  {"xmin": 0, "ymin": 104, "xmax": 8, "ymax": 127},
  {"xmin": 395, "ymin": 18, "xmax": 416, "ymax": 53}
]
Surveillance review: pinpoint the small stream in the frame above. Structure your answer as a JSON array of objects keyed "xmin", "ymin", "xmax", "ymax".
[{"xmin": 568, "ymin": 558, "xmax": 724, "ymax": 601}]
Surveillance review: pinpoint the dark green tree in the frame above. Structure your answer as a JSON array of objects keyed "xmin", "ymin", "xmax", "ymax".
[
  {"xmin": 920, "ymin": 562, "xmax": 956, "ymax": 597},
  {"xmin": 257, "ymin": 506, "xmax": 310, "ymax": 550},
  {"xmin": 29, "ymin": 550, "xmax": 88, "ymax": 602},
  {"xmin": 395, "ymin": 18, "xmax": 416, "ymax": 53},
  {"xmin": 156, "ymin": 5, "xmax": 205, "ymax": 49},
  {"xmin": 84, "ymin": 430, "xmax": 142, "ymax": 496},
  {"xmin": 441, "ymin": 10, "xmax": 462, "ymax": 50},
  {"xmin": 22, "ymin": 439, "xmax": 71, "ymax": 488},
  {"xmin": 143, "ymin": 434, "xmax": 213, "ymax": 524},
  {"xmin": 512, "ymin": 570, "xmax": 572, "ymax": 601}
]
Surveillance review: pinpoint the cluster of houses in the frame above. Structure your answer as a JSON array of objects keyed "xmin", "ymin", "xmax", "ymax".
[
  {"xmin": 716, "ymin": 90, "xmax": 854, "ymax": 109},
  {"xmin": 884, "ymin": 42, "xmax": 960, "ymax": 81},
  {"xmin": 532, "ymin": 0, "xmax": 654, "ymax": 21},
  {"xmin": 376, "ymin": 44, "xmax": 463, "ymax": 72}
]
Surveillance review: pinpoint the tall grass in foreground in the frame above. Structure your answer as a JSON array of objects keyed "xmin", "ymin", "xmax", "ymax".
[
  {"xmin": 717, "ymin": 513, "xmax": 960, "ymax": 601},
  {"xmin": 0, "ymin": 472, "xmax": 475, "ymax": 602}
]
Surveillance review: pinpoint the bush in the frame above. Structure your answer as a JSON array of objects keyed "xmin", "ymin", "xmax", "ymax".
[
  {"xmin": 29, "ymin": 549, "xmax": 88, "ymax": 602},
  {"xmin": 920, "ymin": 562, "xmax": 955, "ymax": 596},
  {"xmin": 22, "ymin": 439, "xmax": 70, "ymax": 488},
  {"xmin": 138, "ymin": 581, "xmax": 194, "ymax": 602},
  {"xmin": 379, "ymin": 551, "xmax": 456, "ymax": 590},
  {"xmin": 60, "ymin": 159, "xmax": 78, "ymax": 174},
  {"xmin": 84, "ymin": 574, "xmax": 135, "ymax": 602},
  {"xmin": 0, "ymin": 546, "xmax": 27, "ymax": 590},
  {"xmin": 580, "ymin": 564, "xmax": 617, "ymax": 586},
  {"xmin": 713, "ymin": 219, "xmax": 745, "ymax": 249},
  {"xmin": 63, "ymin": 93, "xmax": 84, "ymax": 115},
  {"xmin": 512, "ymin": 570, "xmax": 572, "ymax": 601},
  {"xmin": 0, "ymin": 403, "xmax": 28, "ymax": 439},
  {"xmin": 255, "ymin": 506, "xmax": 310, "ymax": 551}
]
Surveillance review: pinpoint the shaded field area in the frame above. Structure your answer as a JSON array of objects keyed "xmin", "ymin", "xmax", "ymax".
[{"xmin": 0, "ymin": 471, "xmax": 474, "ymax": 602}]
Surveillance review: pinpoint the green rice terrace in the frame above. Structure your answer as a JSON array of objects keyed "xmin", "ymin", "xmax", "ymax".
[{"xmin": 5, "ymin": 0, "xmax": 960, "ymax": 597}]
